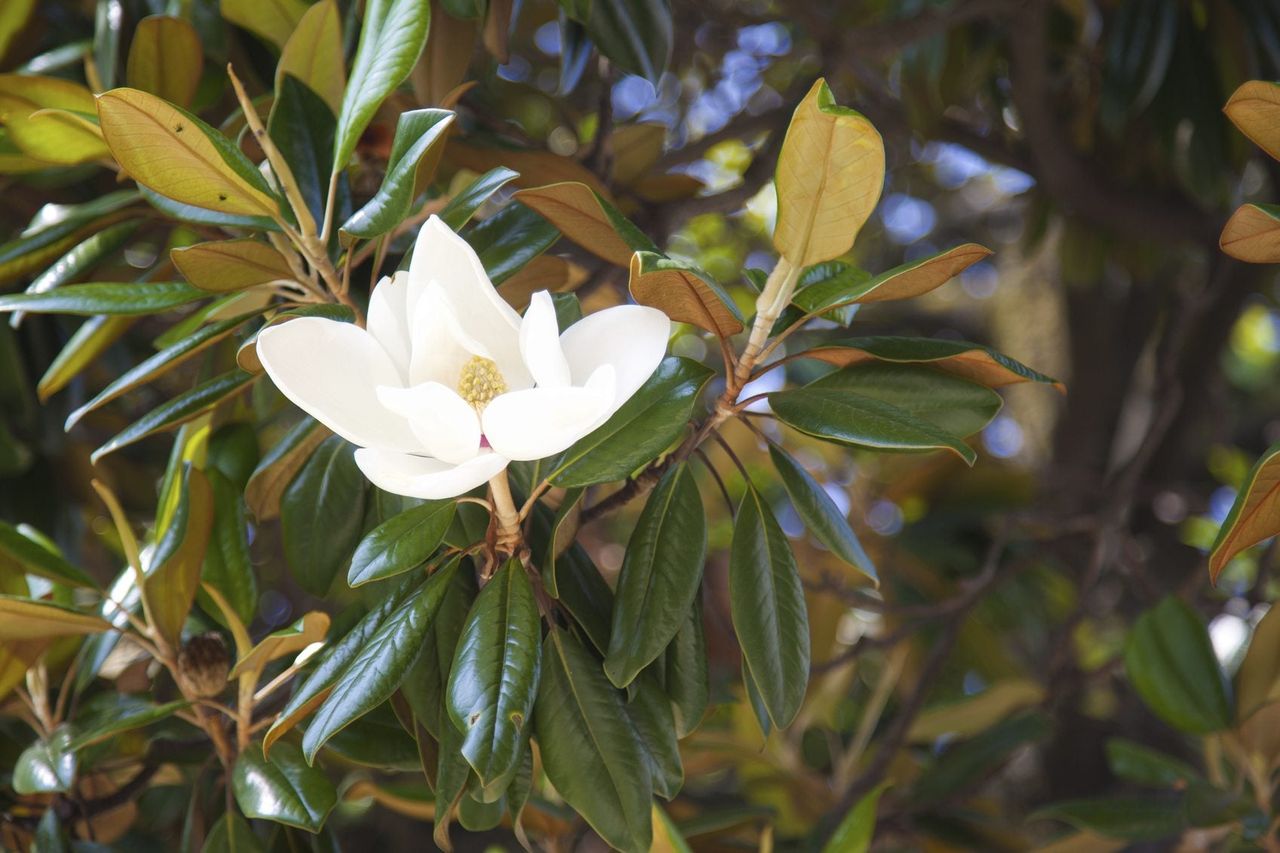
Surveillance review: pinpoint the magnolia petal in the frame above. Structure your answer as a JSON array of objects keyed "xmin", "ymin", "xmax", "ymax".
[
  {"xmin": 257, "ymin": 317, "xmax": 419, "ymax": 452},
  {"xmin": 482, "ymin": 366, "xmax": 616, "ymax": 461},
  {"xmin": 366, "ymin": 271, "xmax": 420, "ymax": 379},
  {"xmin": 560, "ymin": 304, "xmax": 670, "ymax": 409},
  {"xmin": 354, "ymin": 447, "xmax": 508, "ymax": 500},
  {"xmin": 376, "ymin": 381, "xmax": 481, "ymax": 465},
  {"xmin": 519, "ymin": 291, "xmax": 571, "ymax": 388},
  {"xmin": 410, "ymin": 216, "xmax": 528, "ymax": 382}
]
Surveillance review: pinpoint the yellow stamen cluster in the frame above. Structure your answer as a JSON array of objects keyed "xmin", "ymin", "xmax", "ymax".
[{"xmin": 458, "ymin": 355, "xmax": 507, "ymax": 408}]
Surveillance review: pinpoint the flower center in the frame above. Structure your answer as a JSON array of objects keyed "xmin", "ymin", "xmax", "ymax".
[{"xmin": 457, "ymin": 355, "xmax": 507, "ymax": 408}]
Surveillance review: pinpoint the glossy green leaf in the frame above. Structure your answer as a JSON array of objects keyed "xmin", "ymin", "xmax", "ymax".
[
  {"xmin": 1033, "ymin": 797, "xmax": 1187, "ymax": 842},
  {"xmin": 780, "ymin": 261, "xmax": 868, "ymax": 328},
  {"xmin": 333, "ymin": 0, "xmax": 432, "ymax": 171},
  {"xmin": 1124, "ymin": 597, "xmax": 1233, "ymax": 734},
  {"xmin": 534, "ymin": 629, "xmax": 653, "ymax": 853},
  {"xmin": 808, "ymin": 363, "xmax": 1002, "ymax": 439},
  {"xmin": 604, "ymin": 463, "xmax": 706, "ymax": 688},
  {"xmin": 730, "ymin": 485, "xmax": 810, "ymax": 728},
  {"xmin": 1105, "ymin": 738, "xmax": 1200, "ymax": 789},
  {"xmin": 402, "ymin": 565, "xmax": 477, "ymax": 739},
  {"xmin": 348, "ymin": 500, "xmax": 454, "ymax": 587},
  {"xmin": 325, "ymin": 703, "xmax": 420, "ymax": 770},
  {"xmin": 0, "ymin": 521, "xmax": 94, "ymax": 588},
  {"xmin": 625, "ymin": 673, "xmax": 683, "ymax": 799},
  {"xmin": 804, "ymin": 336, "xmax": 1063, "ymax": 391},
  {"xmin": 768, "ymin": 441, "xmax": 876, "ymax": 584},
  {"xmin": 343, "ymin": 108, "xmax": 454, "ymax": 238},
  {"xmin": 13, "ymin": 728, "xmax": 75, "ymax": 794},
  {"xmin": 91, "ymin": 370, "xmax": 257, "ymax": 463},
  {"xmin": 140, "ymin": 186, "xmax": 278, "ymax": 232},
  {"xmin": 580, "ymin": 0, "xmax": 671, "ymax": 84},
  {"xmin": 0, "ymin": 281, "xmax": 206, "ymax": 316},
  {"xmin": 268, "ymin": 74, "xmax": 338, "ymax": 231},
  {"xmin": 266, "ymin": 580, "xmax": 417, "ymax": 755},
  {"xmin": 446, "ymin": 559, "xmax": 541, "ymax": 785},
  {"xmin": 201, "ymin": 813, "xmax": 265, "ymax": 853},
  {"xmin": 557, "ymin": 11, "xmax": 592, "ymax": 94},
  {"xmin": 302, "ymin": 559, "xmax": 460, "ymax": 761},
  {"xmin": 282, "ymin": 434, "xmax": 366, "ymax": 596},
  {"xmin": 471, "ymin": 201, "xmax": 560, "ymax": 284},
  {"xmin": 440, "ymin": 165, "xmax": 519, "ymax": 231},
  {"xmin": 664, "ymin": 596, "xmax": 708, "ymax": 737},
  {"xmin": 233, "ymin": 741, "xmax": 337, "ymax": 832},
  {"xmin": 769, "ymin": 387, "xmax": 977, "ymax": 465},
  {"xmin": 68, "ymin": 697, "xmax": 187, "ymax": 750},
  {"xmin": 823, "ymin": 782, "xmax": 889, "ymax": 853},
  {"xmin": 67, "ymin": 311, "xmax": 261, "ymax": 430},
  {"xmin": 551, "ymin": 357, "xmax": 712, "ymax": 487}
]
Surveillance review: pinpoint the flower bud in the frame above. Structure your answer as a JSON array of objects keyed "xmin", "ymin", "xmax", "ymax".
[{"xmin": 178, "ymin": 632, "xmax": 230, "ymax": 699}]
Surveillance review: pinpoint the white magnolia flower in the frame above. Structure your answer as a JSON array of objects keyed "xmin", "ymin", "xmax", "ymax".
[{"xmin": 256, "ymin": 216, "xmax": 671, "ymax": 499}]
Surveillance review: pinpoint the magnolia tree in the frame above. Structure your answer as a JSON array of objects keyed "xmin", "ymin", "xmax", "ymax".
[{"xmin": 0, "ymin": 2, "xmax": 1068, "ymax": 851}]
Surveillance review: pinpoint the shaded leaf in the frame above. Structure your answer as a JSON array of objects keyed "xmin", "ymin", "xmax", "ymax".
[
  {"xmin": 245, "ymin": 417, "xmax": 329, "ymax": 521},
  {"xmin": 349, "ymin": 500, "xmax": 454, "ymax": 587},
  {"xmin": 231, "ymin": 611, "xmax": 329, "ymax": 680},
  {"xmin": 0, "ymin": 521, "xmax": 95, "ymax": 588},
  {"xmin": 281, "ymin": 435, "xmax": 366, "ymax": 595},
  {"xmin": 13, "ymin": 728, "xmax": 75, "ymax": 794},
  {"xmin": 470, "ymin": 201, "xmax": 560, "ymax": 284},
  {"xmin": 145, "ymin": 465, "xmax": 215, "ymax": 645},
  {"xmin": 277, "ymin": 0, "xmax": 346, "ymax": 114},
  {"xmin": 171, "ymin": 239, "xmax": 295, "ymax": 292},
  {"xmin": 440, "ymin": 165, "xmax": 520, "ymax": 230},
  {"xmin": 0, "ymin": 595, "xmax": 110, "ymax": 640},
  {"xmin": 0, "ymin": 281, "xmax": 206, "ymax": 316},
  {"xmin": 823, "ymin": 782, "xmax": 889, "ymax": 853},
  {"xmin": 1124, "ymin": 597, "xmax": 1232, "ymax": 734}
]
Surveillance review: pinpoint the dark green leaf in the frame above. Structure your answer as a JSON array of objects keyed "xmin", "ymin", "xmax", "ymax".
[
  {"xmin": 1105, "ymin": 738, "xmax": 1201, "ymax": 788},
  {"xmin": 402, "ymin": 566, "xmax": 477, "ymax": 739},
  {"xmin": 0, "ymin": 281, "xmax": 207, "ymax": 316},
  {"xmin": 730, "ymin": 485, "xmax": 810, "ymax": 728},
  {"xmin": 471, "ymin": 202, "xmax": 560, "ymax": 284},
  {"xmin": 768, "ymin": 441, "xmax": 876, "ymax": 583},
  {"xmin": 557, "ymin": 12, "xmax": 592, "ymax": 95},
  {"xmin": 551, "ymin": 357, "xmax": 712, "ymax": 487},
  {"xmin": 911, "ymin": 711, "xmax": 1051, "ymax": 804},
  {"xmin": 1125, "ymin": 597, "xmax": 1233, "ymax": 734},
  {"xmin": 12, "ymin": 220, "xmax": 139, "ymax": 325},
  {"xmin": 68, "ymin": 697, "xmax": 187, "ymax": 750},
  {"xmin": 201, "ymin": 812, "xmax": 265, "ymax": 853},
  {"xmin": 804, "ymin": 336, "xmax": 1063, "ymax": 391},
  {"xmin": 0, "ymin": 521, "xmax": 94, "ymax": 588},
  {"xmin": 91, "ymin": 370, "xmax": 257, "ymax": 463},
  {"xmin": 583, "ymin": 0, "xmax": 672, "ymax": 84},
  {"xmin": 233, "ymin": 741, "xmax": 337, "ymax": 832},
  {"xmin": 625, "ymin": 673, "xmax": 683, "ymax": 799},
  {"xmin": 663, "ymin": 597, "xmax": 708, "ymax": 737},
  {"xmin": 1033, "ymin": 796, "xmax": 1187, "ymax": 842},
  {"xmin": 282, "ymin": 435, "xmax": 367, "ymax": 596},
  {"xmin": 535, "ymin": 629, "xmax": 653, "ymax": 853},
  {"xmin": 269, "ymin": 75, "xmax": 338, "ymax": 229},
  {"xmin": 440, "ymin": 166, "xmax": 519, "ymax": 230},
  {"xmin": 200, "ymin": 469, "xmax": 257, "ymax": 626},
  {"xmin": 302, "ymin": 559, "xmax": 460, "ymax": 761},
  {"xmin": 343, "ymin": 108, "xmax": 454, "ymax": 238},
  {"xmin": 348, "ymin": 501, "xmax": 455, "ymax": 587},
  {"xmin": 808, "ymin": 363, "xmax": 1002, "ymax": 439},
  {"xmin": 604, "ymin": 463, "xmax": 706, "ymax": 688},
  {"xmin": 325, "ymin": 703, "xmax": 420, "ymax": 770},
  {"xmin": 140, "ymin": 186, "xmax": 278, "ymax": 231},
  {"xmin": 447, "ymin": 559, "xmax": 541, "ymax": 784}
]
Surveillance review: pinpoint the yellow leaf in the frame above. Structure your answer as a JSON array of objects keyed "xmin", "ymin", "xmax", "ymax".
[
  {"xmin": 145, "ymin": 466, "xmax": 215, "ymax": 646},
  {"xmin": 96, "ymin": 88, "xmax": 279, "ymax": 218},
  {"xmin": 221, "ymin": 0, "xmax": 310, "ymax": 50},
  {"xmin": 651, "ymin": 804, "xmax": 693, "ymax": 853},
  {"xmin": 853, "ymin": 243, "xmax": 992, "ymax": 304},
  {"xmin": 773, "ymin": 78, "xmax": 885, "ymax": 267},
  {"xmin": 0, "ymin": 596, "xmax": 111, "ymax": 641},
  {"xmin": 628, "ymin": 251, "xmax": 744, "ymax": 336},
  {"xmin": 0, "ymin": 0, "xmax": 36, "ymax": 64},
  {"xmin": 1210, "ymin": 445, "xmax": 1280, "ymax": 581},
  {"xmin": 906, "ymin": 679, "xmax": 1044, "ymax": 742},
  {"xmin": 0, "ymin": 639, "xmax": 49, "ymax": 702},
  {"xmin": 1224, "ymin": 80, "xmax": 1280, "ymax": 163},
  {"xmin": 171, "ymin": 238, "xmax": 296, "ymax": 292},
  {"xmin": 229, "ymin": 610, "xmax": 329, "ymax": 680},
  {"xmin": 1220, "ymin": 203, "xmax": 1280, "ymax": 264},
  {"xmin": 277, "ymin": 0, "xmax": 346, "ymax": 114},
  {"xmin": 0, "ymin": 75, "xmax": 109, "ymax": 165},
  {"xmin": 126, "ymin": 16, "xmax": 204, "ymax": 108}
]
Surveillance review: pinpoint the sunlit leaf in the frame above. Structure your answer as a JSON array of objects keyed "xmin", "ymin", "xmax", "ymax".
[
  {"xmin": 277, "ymin": 0, "xmax": 346, "ymax": 114},
  {"xmin": 1220, "ymin": 203, "xmax": 1280, "ymax": 264},
  {"xmin": 1210, "ymin": 444, "xmax": 1280, "ymax": 580},
  {"xmin": 221, "ymin": 0, "xmax": 309, "ymax": 49},
  {"xmin": 343, "ymin": 108, "xmax": 454, "ymax": 238},
  {"xmin": 230, "ymin": 611, "xmax": 329, "ymax": 679},
  {"xmin": 145, "ymin": 465, "xmax": 215, "ymax": 646},
  {"xmin": 125, "ymin": 15, "xmax": 203, "ymax": 108},
  {"xmin": 514, "ymin": 181, "xmax": 655, "ymax": 266},
  {"xmin": 0, "ymin": 595, "xmax": 110, "ymax": 640},
  {"xmin": 1224, "ymin": 80, "xmax": 1280, "ymax": 163},
  {"xmin": 804, "ymin": 336, "xmax": 1063, "ymax": 392},
  {"xmin": 348, "ymin": 500, "xmax": 454, "ymax": 587}
]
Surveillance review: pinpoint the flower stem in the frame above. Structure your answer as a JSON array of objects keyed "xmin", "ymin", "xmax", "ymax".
[{"xmin": 488, "ymin": 470, "xmax": 523, "ymax": 563}]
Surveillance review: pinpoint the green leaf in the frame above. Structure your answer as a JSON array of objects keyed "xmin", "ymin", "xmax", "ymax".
[
  {"xmin": 440, "ymin": 166, "xmax": 520, "ymax": 231},
  {"xmin": 126, "ymin": 15, "xmax": 204, "ymax": 107},
  {"xmin": 768, "ymin": 441, "xmax": 876, "ymax": 584},
  {"xmin": 266, "ymin": 581, "xmax": 417, "ymax": 755},
  {"xmin": 33, "ymin": 809, "xmax": 67, "ymax": 853},
  {"xmin": 333, "ymin": 0, "xmax": 432, "ymax": 171},
  {"xmin": 781, "ymin": 261, "xmax": 868, "ymax": 327},
  {"xmin": 471, "ymin": 201, "xmax": 560, "ymax": 284},
  {"xmin": 769, "ymin": 387, "xmax": 977, "ymax": 465},
  {"xmin": 0, "ymin": 189, "xmax": 138, "ymax": 287},
  {"xmin": 0, "ymin": 281, "xmax": 206, "ymax": 316},
  {"xmin": 804, "ymin": 336, "xmax": 1063, "ymax": 391},
  {"xmin": 221, "ymin": 0, "xmax": 309, "ymax": 48},
  {"xmin": 302, "ymin": 559, "xmax": 460, "ymax": 761},
  {"xmin": 91, "ymin": 370, "xmax": 257, "ymax": 463},
  {"xmin": 402, "ymin": 566, "xmax": 477, "ymax": 739},
  {"xmin": 911, "ymin": 711, "xmax": 1050, "ymax": 804},
  {"xmin": 66, "ymin": 311, "xmax": 261, "ymax": 429},
  {"xmin": 808, "ymin": 363, "xmax": 1002, "ymax": 440},
  {"xmin": 325, "ymin": 703, "xmax": 420, "ymax": 770},
  {"xmin": 1033, "ymin": 797, "xmax": 1187, "ymax": 842},
  {"xmin": 170, "ymin": 238, "xmax": 295, "ymax": 293},
  {"xmin": 548, "ymin": 540, "xmax": 614, "ymax": 655},
  {"xmin": 12, "ymin": 220, "xmax": 139, "ymax": 326},
  {"xmin": 68, "ymin": 697, "xmax": 187, "ymax": 750},
  {"xmin": 581, "ymin": 0, "xmax": 671, "ymax": 84},
  {"xmin": 535, "ymin": 629, "xmax": 654, "ymax": 853},
  {"xmin": 348, "ymin": 501, "xmax": 455, "ymax": 587},
  {"xmin": 201, "ymin": 813, "xmax": 265, "ymax": 853},
  {"xmin": 1105, "ymin": 738, "xmax": 1201, "ymax": 789},
  {"xmin": 282, "ymin": 435, "xmax": 367, "ymax": 596},
  {"xmin": 664, "ymin": 596, "xmax": 709, "ymax": 737},
  {"xmin": 730, "ymin": 485, "xmax": 810, "ymax": 728},
  {"xmin": 837, "ymin": 244, "xmax": 991, "ymax": 306},
  {"xmin": 1124, "ymin": 597, "xmax": 1233, "ymax": 734},
  {"xmin": 446, "ymin": 558, "xmax": 541, "ymax": 785},
  {"xmin": 0, "ymin": 521, "xmax": 94, "ymax": 588},
  {"xmin": 269, "ymin": 74, "xmax": 339, "ymax": 230},
  {"xmin": 604, "ymin": 463, "xmax": 706, "ymax": 688},
  {"xmin": 37, "ymin": 315, "xmax": 133, "ymax": 403},
  {"xmin": 823, "ymin": 782, "xmax": 889, "ymax": 853},
  {"xmin": 625, "ymin": 673, "xmax": 683, "ymax": 799},
  {"xmin": 233, "ymin": 741, "xmax": 337, "ymax": 832},
  {"xmin": 13, "ymin": 728, "xmax": 75, "ymax": 794},
  {"xmin": 140, "ymin": 186, "xmax": 277, "ymax": 232},
  {"xmin": 343, "ymin": 108, "xmax": 454, "ymax": 238},
  {"xmin": 628, "ymin": 251, "xmax": 743, "ymax": 336},
  {"xmin": 1210, "ymin": 444, "xmax": 1280, "ymax": 581},
  {"xmin": 550, "ymin": 357, "xmax": 712, "ymax": 487},
  {"xmin": 0, "ymin": 595, "xmax": 110, "ymax": 640}
]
